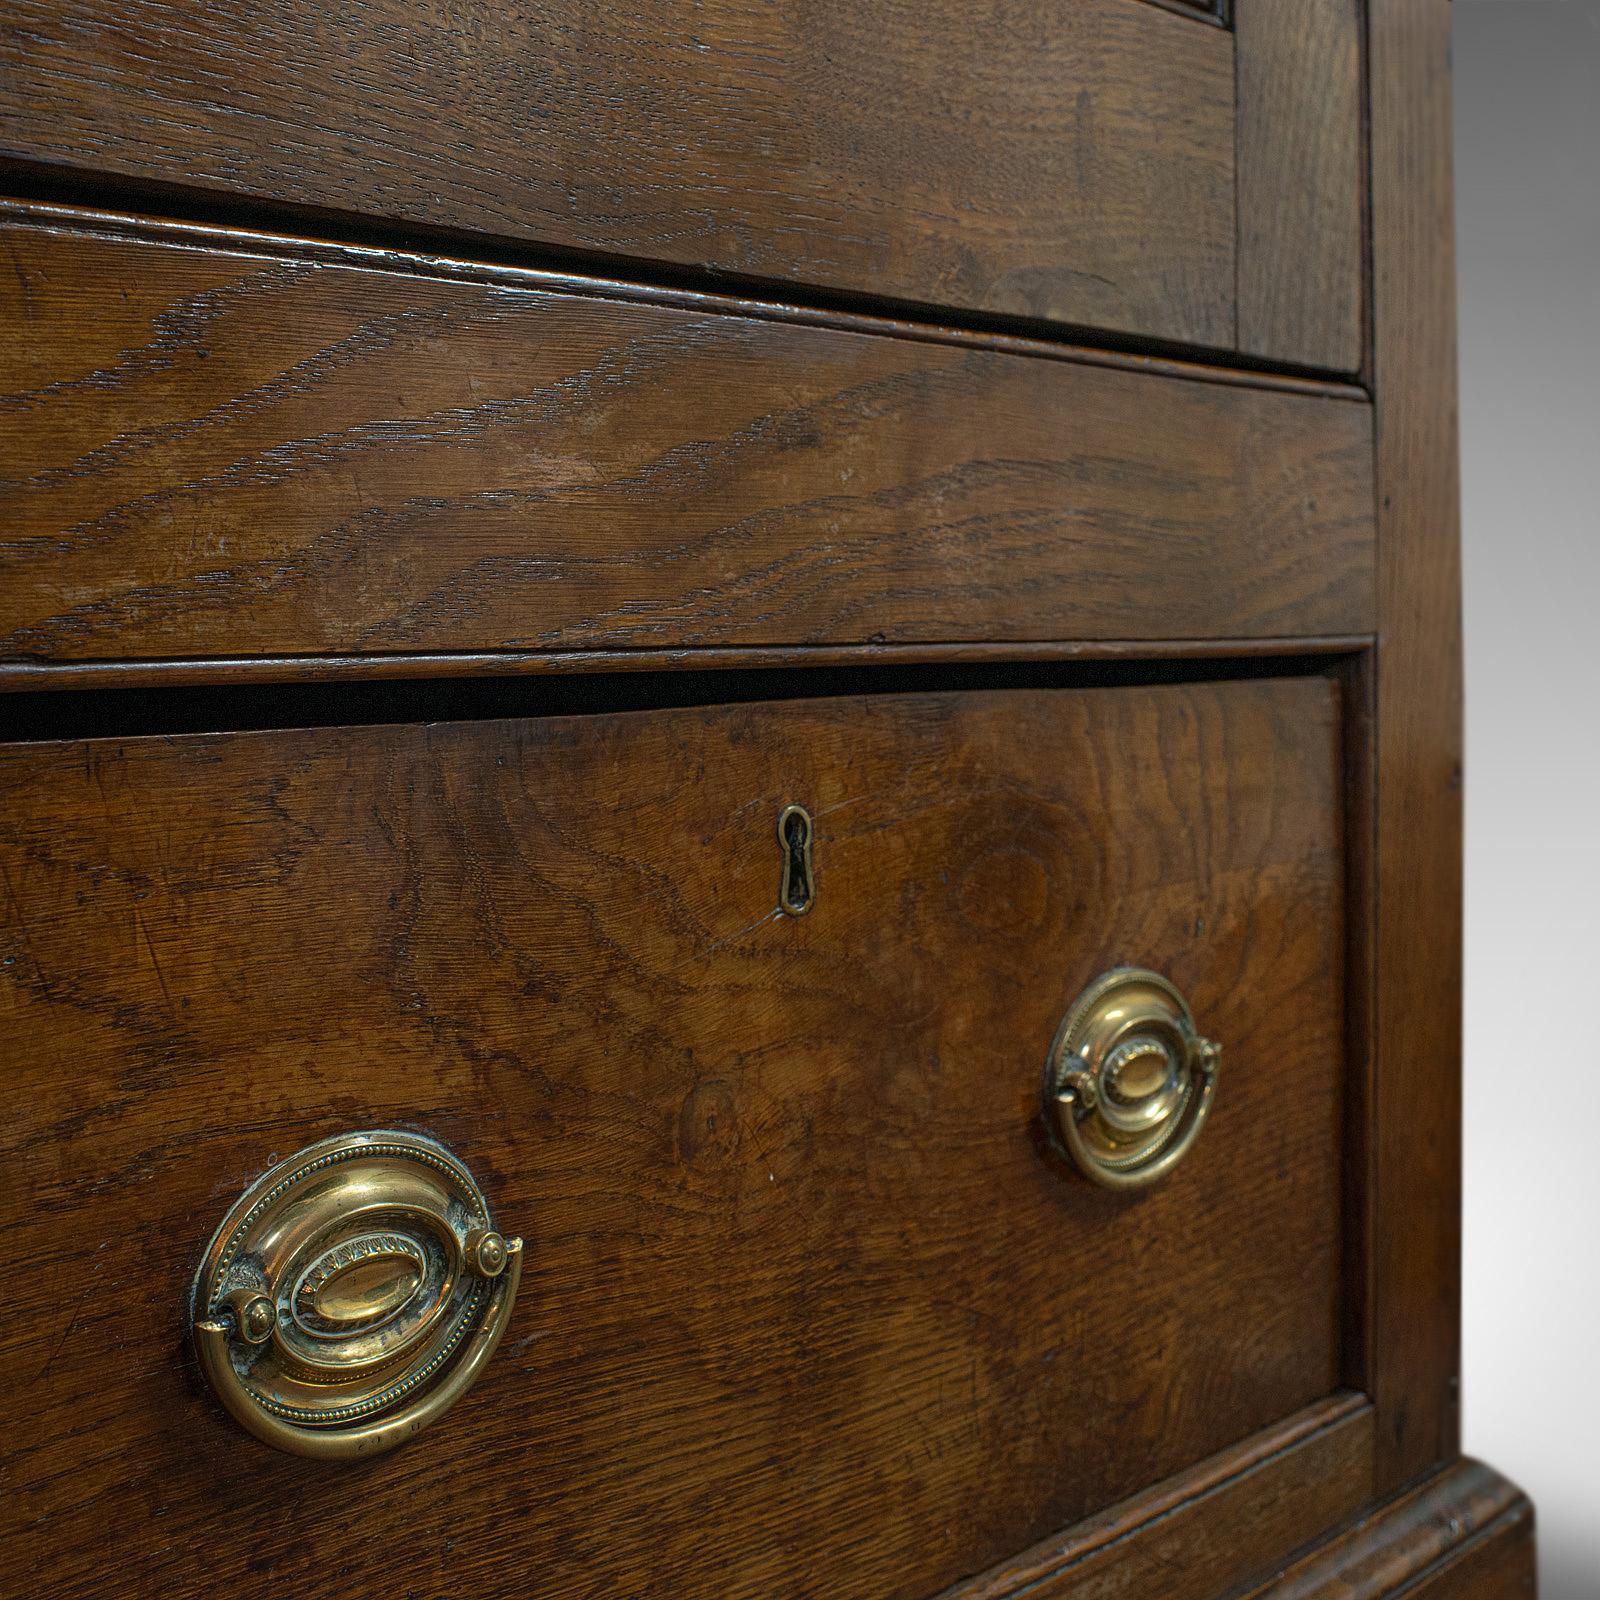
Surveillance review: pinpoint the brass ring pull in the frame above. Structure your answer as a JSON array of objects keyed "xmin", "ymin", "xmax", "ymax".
[
  {"xmin": 191, "ymin": 1130, "xmax": 522, "ymax": 1459},
  {"xmin": 1044, "ymin": 968, "xmax": 1220, "ymax": 1191}
]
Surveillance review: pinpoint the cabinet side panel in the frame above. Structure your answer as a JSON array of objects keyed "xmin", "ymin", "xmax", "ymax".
[{"xmin": 1368, "ymin": 0, "xmax": 1463, "ymax": 1489}]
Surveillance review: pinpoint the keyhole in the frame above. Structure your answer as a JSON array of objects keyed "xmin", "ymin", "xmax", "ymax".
[{"xmin": 777, "ymin": 804, "xmax": 815, "ymax": 916}]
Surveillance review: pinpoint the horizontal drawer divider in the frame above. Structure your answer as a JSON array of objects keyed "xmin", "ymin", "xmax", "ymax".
[
  {"xmin": 0, "ymin": 193, "xmax": 1368, "ymax": 398},
  {"xmin": 0, "ymin": 635, "xmax": 1375, "ymax": 698}
]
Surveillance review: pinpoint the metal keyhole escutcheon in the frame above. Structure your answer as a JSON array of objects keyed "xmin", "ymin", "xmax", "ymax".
[{"xmin": 777, "ymin": 804, "xmax": 815, "ymax": 915}]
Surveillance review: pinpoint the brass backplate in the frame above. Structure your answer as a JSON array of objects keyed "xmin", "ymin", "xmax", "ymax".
[
  {"xmin": 191, "ymin": 1129, "xmax": 521, "ymax": 1459},
  {"xmin": 1045, "ymin": 968, "xmax": 1221, "ymax": 1191}
]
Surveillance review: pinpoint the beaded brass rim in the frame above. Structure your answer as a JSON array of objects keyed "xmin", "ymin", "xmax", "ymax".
[
  {"xmin": 1044, "ymin": 968, "xmax": 1221, "ymax": 1191},
  {"xmin": 191, "ymin": 1129, "xmax": 522, "ymax": 1458}
]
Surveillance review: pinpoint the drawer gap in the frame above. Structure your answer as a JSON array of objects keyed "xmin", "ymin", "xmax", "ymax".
[{"xmin": 0, "ymin": 651, "xmax": 1361, "ymax": 745}]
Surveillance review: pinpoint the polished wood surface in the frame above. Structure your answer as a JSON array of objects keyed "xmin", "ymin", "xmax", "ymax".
[
  {"xmin": 0, "ymin": 679, "xmax": 1346, "ymax": 1599},
  {"xmin": 0, "ymin": 0, "xmax": 1237, "ymax": 344},
  {"xmin": 0, "ymin": 1, "xmax": 1536, "ymax": 1592},
  {"xmin": 943, "ymin": 1428, "xmax": 1536, "ymax": 1600},
  {"xmin": 1239, "ymin": 1460, "xmax": 1534, "ymax": 1600},
  {"xmin": 942, "ymin": 1395, "xmax": 1375, "ymax": 1600},
  {"xmin": 1367, "ymin": 0, "xmax": 1465, "ymax": 1493},
  {"xmin": 0, "ymin": 212, "xmax": 1375, "ymax": 667},
  {"xmin": 1401, "ymin": 1513, "xmax": 1536, "ymax": 1600},
  {"xmin": 1235, "ymin": 0, "xmax": 1365, "ymax": 372}
]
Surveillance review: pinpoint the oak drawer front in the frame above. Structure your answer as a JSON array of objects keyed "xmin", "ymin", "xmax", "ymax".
[
  {"xmin": 0, "ymin": 214, "xmax": 1376, "ymax": 667},
  {"xmin": 0, "ymin": 679, "xmax": 1345, "ymax": 1599},
  {"xmin": 0, "ymin": 3, "xmax": 1359, "ymax": 364},
  {"xmin": 0, "ymin": 1, "xmax": 1233, "ymax": 346}
]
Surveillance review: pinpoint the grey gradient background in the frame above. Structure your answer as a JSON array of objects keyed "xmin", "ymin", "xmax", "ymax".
[{"xmin": 1456, "ymin": 3, "xmax": 1600, "ymax": 1594}]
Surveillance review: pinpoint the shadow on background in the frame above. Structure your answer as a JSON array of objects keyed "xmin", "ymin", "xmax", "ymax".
[{"xmin": 1458, "ymin": 4, "xmax": 1600, "ymax": 1595}]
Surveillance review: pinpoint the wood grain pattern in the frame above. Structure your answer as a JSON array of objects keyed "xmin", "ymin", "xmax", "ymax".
[
  {"xmin": 0, "ymin": 0, "xmax": 1237, "ymax": 345},
  {"xmin": 1235, "ymin": 0, "xmax": 1366, "ymax": 373},
  {"xmin": 941, "ymin": 1395, "xmax": 1374, "ymax": 1600},
  {"xmin": 1239, "ymin": 1460, "xmax": 1534, "ymax": 1600},
  {"xmin": 0, "ymin": 200, "xmax": 1374, "ymax": 401},
  {"xmin": 1367, "ymin": 0, "xmax": 1464, "ymax": 1492},
  {"xmin": 0, "ymin": 680, "xmax": 1347, "ymax": 1600},
  {"xmin": 0, "ymin": 216, "xmax": 1376, "ymax": 666}
]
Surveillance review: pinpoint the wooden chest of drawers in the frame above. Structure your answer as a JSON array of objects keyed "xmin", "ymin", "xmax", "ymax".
[{"xmin": 0, "ymin": 4, "xmax": 1535, "ymax": 1597}]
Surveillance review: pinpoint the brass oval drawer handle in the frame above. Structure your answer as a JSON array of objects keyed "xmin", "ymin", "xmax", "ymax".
[
  {"xmin": 191, "ymin": 1130, "xmax": 522, "ymax": 1459},
  {"xmin": 1045, "ymin": 968, "xmax": 1220, "ymax": 1191}
]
